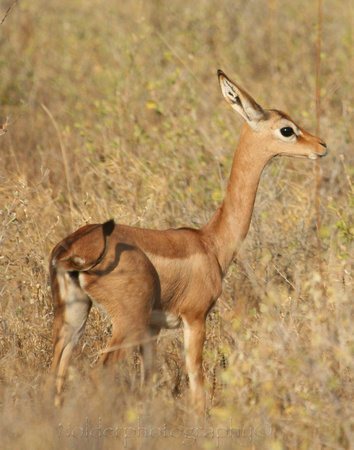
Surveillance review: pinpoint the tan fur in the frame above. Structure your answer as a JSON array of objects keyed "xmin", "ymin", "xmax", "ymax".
[{"xmin": 49, "ymin": 70, "xmax": 327, "ymax": 409}]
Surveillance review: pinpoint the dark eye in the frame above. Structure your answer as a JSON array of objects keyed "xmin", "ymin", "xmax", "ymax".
[{"xmin": 280, "ymin": 127, "xmax": 295, "ymax": 137}]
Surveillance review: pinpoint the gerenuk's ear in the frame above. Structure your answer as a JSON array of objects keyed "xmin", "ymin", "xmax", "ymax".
[{"xmin": 218, "ymin": 70, "xmax": 266, "ymax": 129}]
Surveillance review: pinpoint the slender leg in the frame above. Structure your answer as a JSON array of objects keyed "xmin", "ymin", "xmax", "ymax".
[
  {"xmin": 98, "ymin": 325, "xmax": 146, "ymax": 366},
  {"xmin": 84, "ymin": 246, "xmax": 160, "ymax": 385},
  {"xmin": 141, "ymin": 326, "xmax": 160, "ymax": 385},
  {"xmin": 92, "ymin": 311, "xmax": 155, "ymax": 391},
  {"xmin": 183, "ymin": 317, "xmax": 206, "ymax": 411},
  {"xmin": 93, "ymin": 286, "xmax": 158, "ymax": 384},
  {"xmin": 50, "ymin": 271, "xmax": 92, "ymax": 404}
]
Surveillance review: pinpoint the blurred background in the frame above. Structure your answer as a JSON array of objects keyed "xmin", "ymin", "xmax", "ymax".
[{"xmin": 0, "ymin": 1, "xmax": 352, "ymax": 448}]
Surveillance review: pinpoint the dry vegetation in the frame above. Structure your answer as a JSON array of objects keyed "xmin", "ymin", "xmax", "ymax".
[{"xmin": 0, "ymin": 0, "xmax": 353, "ymax": 448}]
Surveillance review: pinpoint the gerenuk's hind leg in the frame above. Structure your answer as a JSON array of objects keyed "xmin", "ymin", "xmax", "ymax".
[
  {"xmin": 50, "ymin": 270, "xmax": 92, "ymax": 402},
  {"xmin": 82, "ymin": 246, "xmax": 160, "ymax": 385}
]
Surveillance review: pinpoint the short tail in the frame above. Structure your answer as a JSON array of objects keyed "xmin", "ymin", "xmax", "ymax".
[{"xmin": 86, "ymin": 219, "xmax": 115, "ymax": 270}]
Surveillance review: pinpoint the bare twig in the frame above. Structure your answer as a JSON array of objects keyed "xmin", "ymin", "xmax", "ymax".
[
  {"xmin": 41, "ymin": 103, "xmax": 74, "ymax": 228},
  {"xmin": 0, "ymin": 169, "xmax": 50, "ymax": 245},
  {"xmin": 314, "ymin": 0, "xmax": 327, "ymax": 297},
  {"xmin": 320, "ymin": 59, "xmax": 354, "ymax": 113},
  {"xmin": 0, "ymin": 113, "xmax": 24, "ymax": 136},
  {"xmin": 0, "ymin": 115, "xmax": 11, "ymax": 136},
  {"xmin": 1, "ymin": 2, "xmax": 19, "ymax": 137},
  {"xmin": 339, "ymin": 154, "xmax": 354, "ymax": 195},
  {"xmin": 0, "ymin": 0, "xmax": 18, "ymax": 27},
  {"xmin": 315, "ymin": 0, "xmax": 323, "ymax": 136},
  {"xmin": 91, "ymin": 330, "xmax": 180, "ymax": 357}
]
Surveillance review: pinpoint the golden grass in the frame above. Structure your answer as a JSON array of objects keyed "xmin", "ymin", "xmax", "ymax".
[{"xmin": 0, "ymin": 0, "xmax": 353, "ymax": 448}]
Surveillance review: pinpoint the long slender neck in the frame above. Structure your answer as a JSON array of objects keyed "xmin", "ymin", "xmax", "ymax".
[{"xmin": 202, "ymin": 123, "xmax": 271, "ymax": 276}]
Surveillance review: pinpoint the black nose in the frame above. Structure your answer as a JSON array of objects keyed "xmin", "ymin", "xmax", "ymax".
[{"xmin": 320, "ymin": 141, "xmax": 327, "ymax": 148}]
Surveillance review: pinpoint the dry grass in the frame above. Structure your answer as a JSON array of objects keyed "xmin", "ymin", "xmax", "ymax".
[{"xmin": 0, "ymin": 0, "xmax": 353, "ymax": 448}]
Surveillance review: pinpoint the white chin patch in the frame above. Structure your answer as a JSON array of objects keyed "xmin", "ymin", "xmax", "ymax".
[{"xmin": 308, "ymin": 153, "xmax": 318, "ymax": 160}]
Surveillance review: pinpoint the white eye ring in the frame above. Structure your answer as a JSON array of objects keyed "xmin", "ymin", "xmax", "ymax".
[{"xmin": 275, "ymin": 125, "xmax": 298, "ymax": 143}]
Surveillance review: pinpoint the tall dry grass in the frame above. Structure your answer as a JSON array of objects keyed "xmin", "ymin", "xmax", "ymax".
[{"xmin": 0, "ymin": 0, "xmax": 353, "ymax": 448}]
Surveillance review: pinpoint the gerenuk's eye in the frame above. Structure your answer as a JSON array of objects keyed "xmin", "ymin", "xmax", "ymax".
[{"xmin": 280, "ymin": 127, "xmax": 295, "ymax": 137}]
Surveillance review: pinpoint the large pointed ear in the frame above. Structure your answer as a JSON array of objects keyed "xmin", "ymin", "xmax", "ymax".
[{"xmin": 218, "ymin": 70, "xmax": 266, "ymax": 129}]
